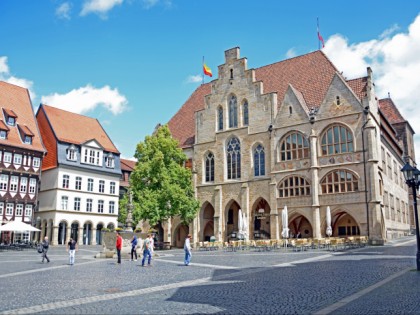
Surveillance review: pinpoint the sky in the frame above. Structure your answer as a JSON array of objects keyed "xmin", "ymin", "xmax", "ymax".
[{"xmin": 1, "ymin": 0, "xmax": 420, "ymax": 163}]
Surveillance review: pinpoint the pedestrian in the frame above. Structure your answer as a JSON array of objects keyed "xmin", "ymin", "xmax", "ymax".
[
  {"xmin": 66, "ymin": 237, "xmax": 78, "ymax": 265},
  {"xmin": 131, "ymin": 235, "xmax": 138, "ymax": 261},
  {"xmin": 149, "ymin": 234, "xmax": 155, "ymax": 254},
  {"xmin": 141, "ymin": 233, "xmax": 152, "ymax": 267},
  {"xmin": 41, "ymin": 236, "xmax": 50, "ymax": 263},
  {"xmin": 184, "ymin": 234, "xmax": 192, "ymax": 266},
  {"xmin": 116, "ymin": 231, "xmax": 123, "ymax": 264}
]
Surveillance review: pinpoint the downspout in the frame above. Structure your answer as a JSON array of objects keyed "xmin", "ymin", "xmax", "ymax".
[{"xmin": 362, "ymin": 108, "xmax": 370, "ymax": 238}]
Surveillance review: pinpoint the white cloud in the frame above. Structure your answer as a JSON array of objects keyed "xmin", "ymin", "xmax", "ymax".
[
  {"xmin": 56, "ymin": 2, "xmax": 72, "ymax": 20},
  {"xmin": 186, "ymin": 74, "xmax": 202, "ymax": 84},
  {"xmin": 323, "ymin": 13, "xmax": 420, "ymax": 165},
  {"xmin": 80, "ymin": 0, "xmax": 123, "ymax": 18},
  {"xmin": 41, "ymin": 84, "xmax": 128, "ymax": 115},
  {"xmin": 285, "ymin": 48, "xmax": 297, "ymax": 59},
  {"xmin": 0, "ymin": 56, "xmax": 36, "ymax": 100}
]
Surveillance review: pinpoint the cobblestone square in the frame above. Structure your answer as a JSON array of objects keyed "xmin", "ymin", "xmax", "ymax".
[{"xmin": 1, "ymin": 237, "xmax": 419, "ymax": 314}]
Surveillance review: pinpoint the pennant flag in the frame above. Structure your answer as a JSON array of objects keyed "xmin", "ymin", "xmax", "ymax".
[
  {"xmin": 317, "ymin": 18, "xmax": 325, "ymax": 49},
  {"xmin": 203, "ymin": 63, "xmax": 212, "ymax": 77}
]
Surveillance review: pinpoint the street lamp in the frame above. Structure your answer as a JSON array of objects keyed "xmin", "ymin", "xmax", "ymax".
[{"xmin": 401, "ymin": 162, "xmax": 420, "ymax": 271}]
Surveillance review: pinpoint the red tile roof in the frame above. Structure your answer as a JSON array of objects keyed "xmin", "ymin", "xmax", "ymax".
[
  {"xmin": 0, "ymin": 120, "xmax": 9, "ymax": 131},
  {"xmin": 39, "ymin": 104, "xmax": 119, "ymax": 153},
  {"xmin": 378, "ymin": 98, "xmax": 406, "ymax": 124},
  {"xmin": 0, "ymin": 81, "xmax": 46, "ymax": 152},
  {"xmin": 168, "ymin": 50, "xmax": 369, "ymax": 148},
  {"xmin": 18, "ymin": 124, "xmax": 34, "ymax": 136},
  {"xmin": 121, "ymin": 158, "xmax": 136, "ymax": 171}
]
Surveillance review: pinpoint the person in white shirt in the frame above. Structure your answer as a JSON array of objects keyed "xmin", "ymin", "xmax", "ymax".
[{"xmin": 184, "ymin": 234, "xmax": 192, "ymax": 266}]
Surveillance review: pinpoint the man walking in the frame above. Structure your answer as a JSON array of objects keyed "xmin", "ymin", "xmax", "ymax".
[
  {"xmin": 41, "ymin": 236, "xmax": 50, "ymax": 263},
  {"xmin": 116, "ymin": 231, "xmax": 123, "ymax": 264},
  {"xmin": 131, "ymin": 235, "xmax": 138, "ymax": 261},
  {"xmin": 141, "ymin": 233, "xmax": 152, "ymax": 267},
  {"xmin": 184, "ymin": 234, "xmax": 192, "ymax": 266},
  {"xmin": 66, "ymin": 237, "xmax": 78, "ymax": 265}
]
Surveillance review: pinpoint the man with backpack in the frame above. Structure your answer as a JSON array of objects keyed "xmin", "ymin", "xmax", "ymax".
[{"xmin": 41, "ymin": 236, "xmax": 50, "ymax": 263}]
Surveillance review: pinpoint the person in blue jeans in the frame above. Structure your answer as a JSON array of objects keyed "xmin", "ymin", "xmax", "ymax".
[
  {"xmin": 130, "ymin": 235, "xmax": 138, "ymax": 261},
  {"xmin": 184, "ymin": 234, "xmax": 192, "ymax": 266},
  {"xmin": 141, "ymin": 234, "xmax": 152, "ymax": 267}
]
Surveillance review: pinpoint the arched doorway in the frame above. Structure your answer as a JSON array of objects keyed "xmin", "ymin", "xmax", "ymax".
[
  {"xmin": 201, "ymin": 203, "xmax": 214, "ymax": 241},
  {"xmin": 107, "ymin": 223, "xmax": 115, "ymax": 231},
  {"xmin": 289, "ymin": 214, "xmax": 313, "ymax": 238},
  {"xmin": 83, "ymin": 222, "xmax": 92, "ymax": 245},
  {"xmin": 173, "ymin": 224, "xmax": 189, "ymax": 248},
  {"xmin": 252, "ymin": 198, "xmax": 271, "ymax": 239},
  {"xmin": 332, "ymin": 211, "xmax": 360, "ymax": 237},
  {"xmin": 225, "ymin": 200, "xmax": 241, "ymax": 241},
  {"xmin": 71, "ymin": 222, "xmax": 79, "ymax": 241},
  {"xmin": 48, "ymin": 219, "xmax": 54, "ymax": 241},
  {"xmin": 96, "ymin": 223, "xmax": 104, "ymax": 245},
  {"xmin": 58, "ymin": 221, "xmax": 67, "ymax": 245}
]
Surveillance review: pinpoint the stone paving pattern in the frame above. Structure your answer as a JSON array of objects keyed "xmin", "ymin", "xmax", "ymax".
[{"xmin": 0, "ymin": 237, "xmax": 419, "ymax": 314}]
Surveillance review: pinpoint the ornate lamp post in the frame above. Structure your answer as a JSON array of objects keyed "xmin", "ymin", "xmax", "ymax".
[
  {"xmin": 401, "ymin": 162, "xmax": 420, "ymax": 271},
  {"xmin": 125, "ymin": 190, "xmax": 134, "ymax": 232}
]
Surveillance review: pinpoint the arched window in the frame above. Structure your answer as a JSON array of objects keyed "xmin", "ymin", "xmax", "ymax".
[
  {"xmin": 321, "ymin": 125, "xmax": 354, "ymax": 156},
  {"xmin": 217, "ymin": 106, "xmax": 223, "ymax": 131},
  {"xmin": 243, "ymin": 100, "xmax": 249, "ymax": 126},
  {"xmin": 66, "ymin": 145, "xmax": 77, "ymax": 161},
  {"xmin": 279, "ymin": 131, "xmax": 309, "ymax": 161},
  {"xmin": 278, "ymin": 176, "xmax": 310, "ymax": 198},
  {"xmin": 205, "ymin": 152, "xmax": 214, "ymax": 182},
  {"xmin": 254, "ymin": 144, "xmax": 265, "ymax": 176},
  {"xmin": 227, "ymin": 137, "xmax": 241, "ymax": 179},
  {"xmin": 229, "ymin": 95, "xmax": 238, "ymax": 128},
  {"xmin": 321, "ymin": 170, "xmax": 358, "ymax": 194}
]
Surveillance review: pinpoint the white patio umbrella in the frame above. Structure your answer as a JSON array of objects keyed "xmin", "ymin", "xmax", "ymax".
[
  {"xmin": 242, "ymin": 211, "xmax": 248, "ymax": 240},
  {"xmin": 238, "ymin": 208, "xmax": 244, "ymax": 239},
  {"xmin": 281, "ymin": 205, "xmax": 289, "ymax": 239},
  {"xmin": 326, "ymin": 206, "xmax": 332, "ymax": 237},
  {"xmin": 0, "ymin": 220, "xmax": 40, "ymax": 232}
]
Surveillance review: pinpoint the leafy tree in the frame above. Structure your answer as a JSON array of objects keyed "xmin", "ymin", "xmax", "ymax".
[
  {"xmin": 118, "ymin": 192, "xmax": 142, "ymax": 226},
  {"xmin": 130, "ymin": 124, "xmax": 199, "ymax": 226}
]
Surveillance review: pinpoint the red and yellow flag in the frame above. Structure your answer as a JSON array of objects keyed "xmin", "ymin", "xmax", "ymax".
[{"xmin": 203, "ymin": 63, "xmax": 212, "ymax": 77}]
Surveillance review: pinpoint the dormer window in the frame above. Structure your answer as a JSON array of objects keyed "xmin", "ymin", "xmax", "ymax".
[
  {"xmin": 17, "ymin": 124, "xmax": 34, "ymax": 145},
  {"xmin": 0, "ymin": 120, "xmax": 10, "ymax": 139},
  {"xmin": 82, "ymin": 147, "xmax": 103, "ymax": 166},
  {"xmin": 3, "ymin": 108, "xmax": 18, "ymax": 126},
  {"xmin": 66, "ymin": 145, "xmax": 77, "ymax": 161},
  {"xmin": 105, "ymin": 153, "xmax": 115, "ymax": 168}
]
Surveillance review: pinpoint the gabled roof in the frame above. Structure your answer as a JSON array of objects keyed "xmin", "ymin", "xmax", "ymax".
[
  {"xmin": 39, "ymin": 104, "xmax": 119, "ymax": 153},
  {"xmin": 378, "ymin": 98, "xmax": 406, "ymax": 124},
  {"xmin": 0, "ymin": 81, "xmax": 46, "ymax": 153},
  {"xmin": 168, "ymin": 50, "xmax": 368, "ymax": 148}
]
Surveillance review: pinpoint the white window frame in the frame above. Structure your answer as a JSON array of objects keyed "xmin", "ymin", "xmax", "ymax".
[
  {"xmin": 0, "ymin": 202, "xmax": 4, "ymax": 215},
  {"xmin": 99, "ymin": 180, "xmax": 105, "ymax": 193},
  {"xmin": 4, "ymin": 152, "xmax": 12, "ymax": 163},
  {"xmin": 13, "ymin": 154, "xmax": 22, "ymax": 165},
  {"xmin": 87, "ymin": 178, "xmax": 94, "ymax": 192},
  {"xmin": 24, "ymin": 136, "xmax": 32, "ymax": 144},
  {"xmin": 61, "ymin": 196, "xmax": 69, "ymax": 210},
  {"xmin": 0, "ymin": 174, "xmax": 8, "ymax": 191},
  {"xmin": 98, "ymin": 200, "xmax": 104, "ymax": 213},
  {"xmin": 9, "ymin": 176, "xmax": 18, "ymax": 192},
  {"xmin": 20, "ymin": 177, "xmax": 28, "ymax": 193},
  {"xmin": 33, "ymin": 157, "xmax": 41, "ymax": 168},
  {"xmin": 66, "ymin": 146, "xmax": 77, "ymax": 161},
  {"xmin": 110, "ymin": 182, "xmax": 116, "ymax": 195},
  {"xmin": 105, "ymin": 155, "xmax": 115, "ymax": 168},
  {"xmin": 74, "ymin": 197, "xmax": 81, "ymax": 211},
  {"xmin": 86, "ymin": 199, "xmax": 93, "ymax": 212},
  {"xmin": 25, "ymin": 204, "xmax": 32, "ymax": 217},
  {"xmin": 62, "ymin": 174, "xmax": 70, "ymax": 189},
  {"xmin": 29, "ymin": 178, "xmax": 36, "ymax": 194},
  {"xmin": 82, "ymin": 147, "xmax": 103, "ymax": 166},
  {"xmin": 0, "ymin": 130, "xmax": 7, "ymax": 139},
  {"xmin": 109, "ymin": 201, "xmax": 115, "ymax": 214},
  {"xmin": 15, "ymin": 204, "xmax": 23, "ymax": 216},
  {"xmin": 6, "ymin": 203, "xmax": 13, "ymax": 215},
  {"xmin": 75, "ymin": 177, "xmax": 82, "ymax": 190}
]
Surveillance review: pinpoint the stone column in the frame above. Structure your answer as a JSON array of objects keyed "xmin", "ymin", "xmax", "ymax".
[
  {"xmin": 66, "ymin": 225, "xmax": 71, "ymax": 242},
  {"xmin": 40, "ymin": 221, "xmax": 46, "ymax": 240},
  {"xmin": 51, "ymin": 225, "xmax": 59, "ymax": 245},
  {"xmin": 46, "ymin": 222, "xmax": 52, "ymax": 242},
  {"xmin": 78, "ymin": 227, "xmax": 84, "ymax": 245},
  {"xmin": 270, "ymin": 180, "xmax": 279, "ymax": 240},
  {"xmin": 310, "ymin": 128, "xmax": 321, "ymax": 239},
  {"xmin": 240, "ymin": 183, "xmax": 250, "ymax": 239},
  {"xmin": 35, "ymin": 220, "xmax": 41, "ymax": 242},
  {"xmin": 214, "ymin": 185, "xmax": 223, "ymax": 241},
  {"xmin": 91, "ymin": 228, "xmax": 97, "ymax": 245}
]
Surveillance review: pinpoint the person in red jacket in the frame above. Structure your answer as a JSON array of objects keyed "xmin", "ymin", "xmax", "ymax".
[{"xmin": 116, "ymin": 231, "xmax": 123, "ymax": 264}]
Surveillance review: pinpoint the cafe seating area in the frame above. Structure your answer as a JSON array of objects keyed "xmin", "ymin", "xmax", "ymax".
[{"xmin": 195, "ymin": 236, "xmax": 368, "ymax": 253}]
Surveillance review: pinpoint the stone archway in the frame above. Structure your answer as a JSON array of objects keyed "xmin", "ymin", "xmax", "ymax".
[
  {"xmin": 201, "ymin": 203, "xmax": 215, "ymax": 242},
  {"xmin": 289, "ymin": 214, "xmax": 313, "ymax": 238},
  {"xmin": 225, "ymin": 200, "xmax": 241, "ymax": 241},
  {"xmin": 83, "ymin": 222, "xmax": 93, "ymax": 245},
  {"xmin": 71, "ymin": 222, "xmax": 79, "ymax": 241},
  {"xmin": 96, "ymin": 223, "xmax": 104, "ymax": 245},
  {"xmin": 58, "ymin": 221, "xmax": 68, "ymax": 245},
  {"xmin": 173, "ymin": 223, "xmax": 189, "ymax": 248},
  {"xmin": 252, "ymin": 198, "xmax": 271, "ymax": 240},
  {"xmin": 332, "ymin": 211, "xmax": 360, "ymax": 237}
]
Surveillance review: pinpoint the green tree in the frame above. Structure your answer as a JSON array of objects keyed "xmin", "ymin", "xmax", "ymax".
[{"xmin": 130, "ymin": 124, "xmax": 199, "ymax": 226}]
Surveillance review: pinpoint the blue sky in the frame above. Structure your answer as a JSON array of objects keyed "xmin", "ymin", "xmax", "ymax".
[{"xmin": 1, "ymin": 0, "xmax": 420, "ymax": 161}]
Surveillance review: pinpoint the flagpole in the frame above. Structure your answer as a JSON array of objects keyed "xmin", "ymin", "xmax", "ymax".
[
  {"xmin": 202, "ymin": 56, "xmax": 205, "ymax": 85},
  {"xmin": 317, "ymin": 17, "xmax": 320, "ymax": 50}
]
